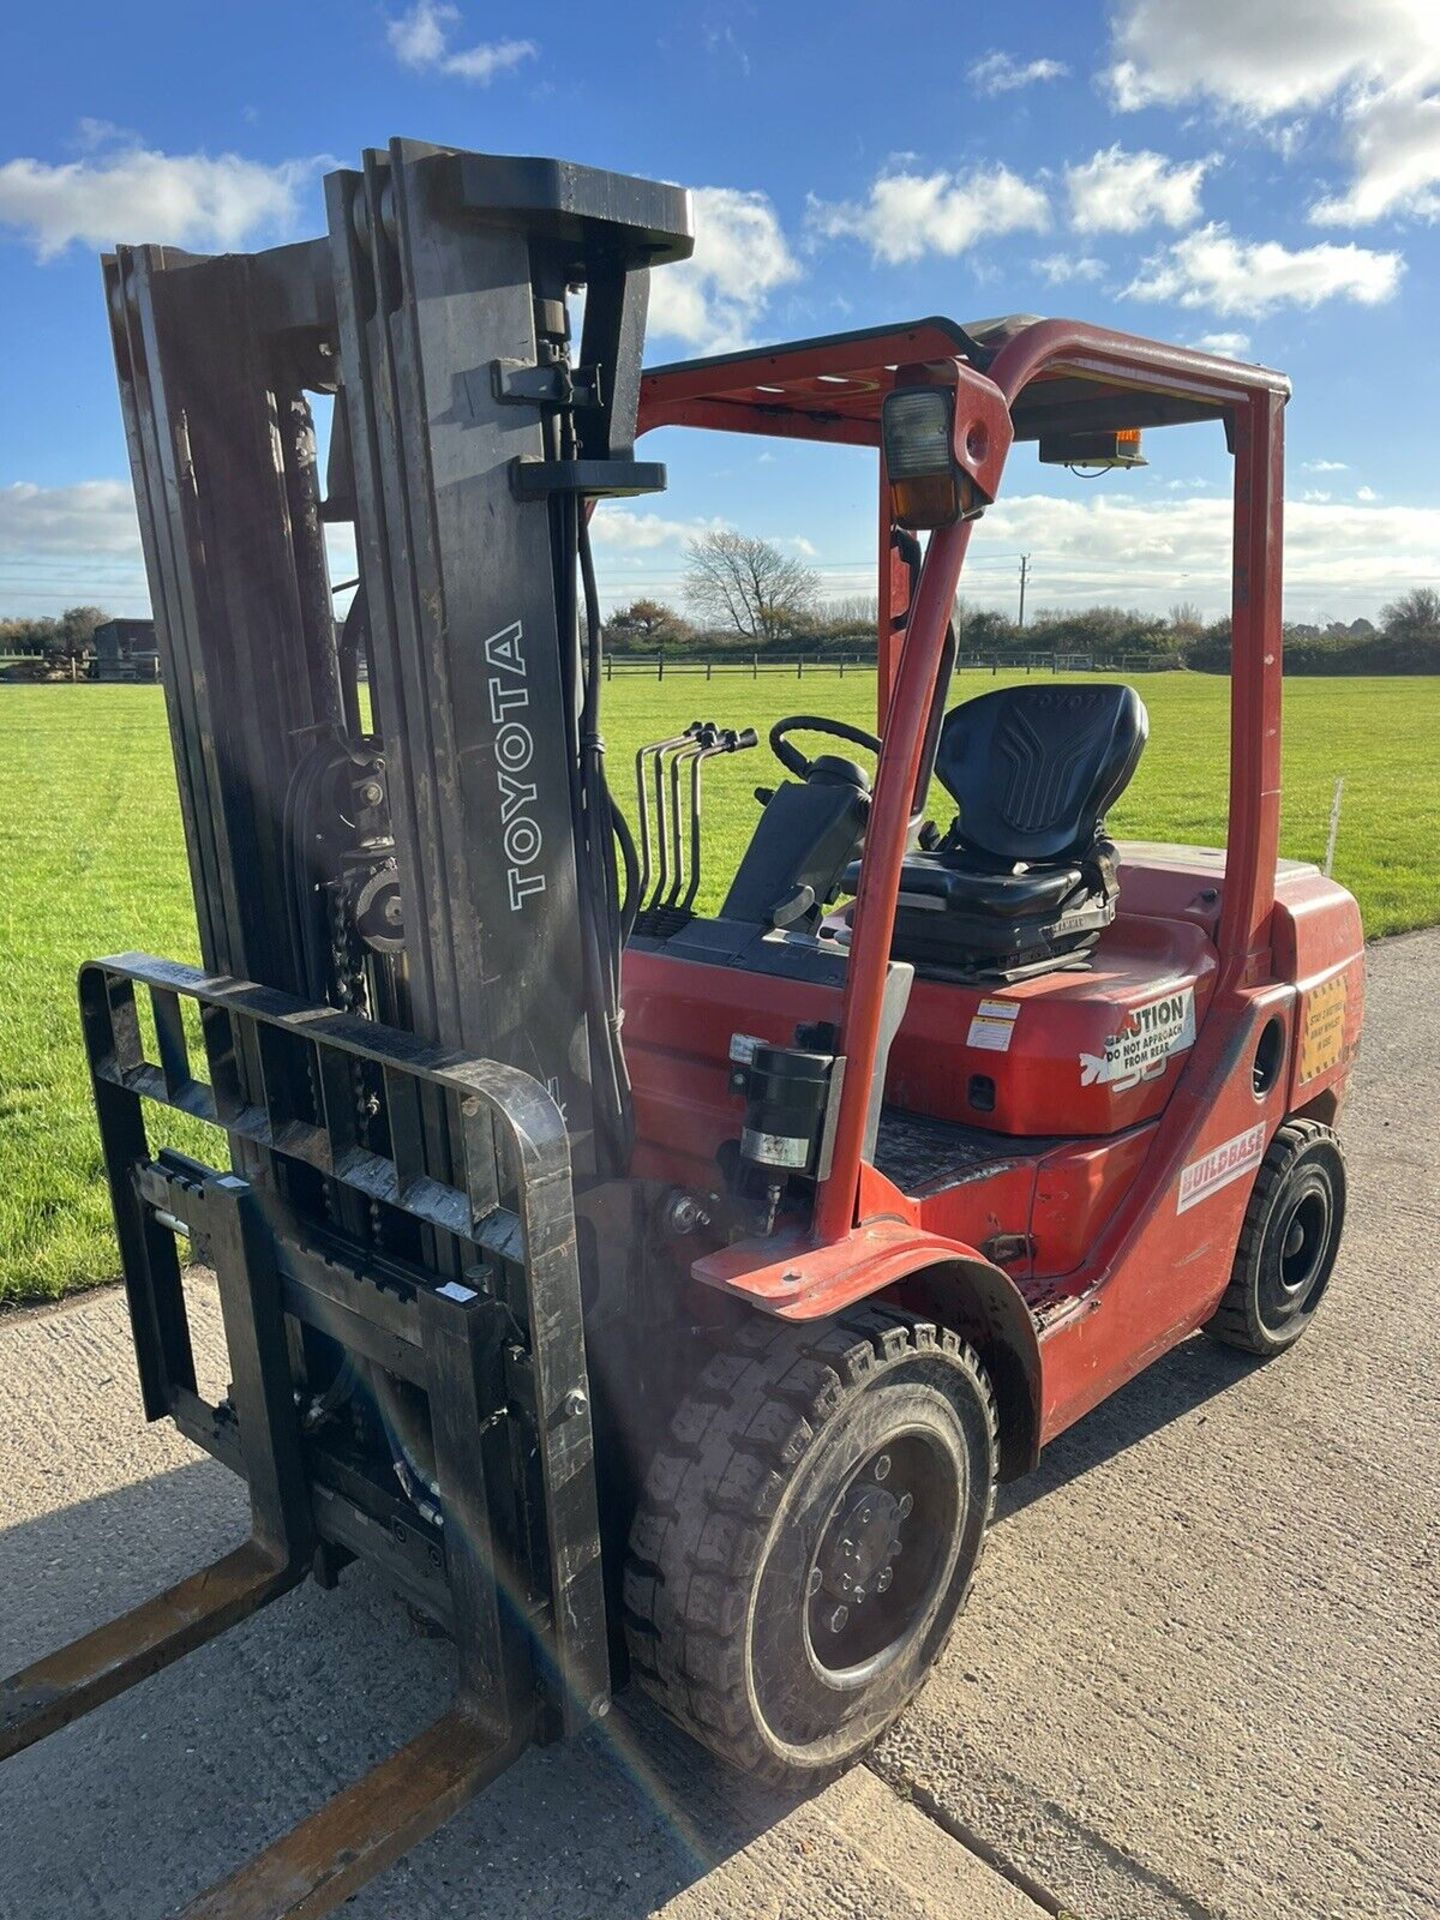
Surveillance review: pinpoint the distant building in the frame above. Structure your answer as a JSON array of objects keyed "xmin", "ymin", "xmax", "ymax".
[{"xmin": 93, "ymin": 618, "xmax": 160, "ymax": 682}]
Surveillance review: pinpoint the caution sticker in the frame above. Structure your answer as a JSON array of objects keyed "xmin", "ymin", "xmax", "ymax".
[
  {"xmin": 967, "ymin": 998, "xmax": 1020, "ymax": 1053},
  {"xmin": 1177, "ymin": 1122, "xmax": 1267, "ymax": 1213},
  {"xmin": 1080, "ymin": 986, "xmax": 1196, "ymax": 1093},
  {"xmin": 1298, "ymin": 974, "xmax": 1348, "ymax": 1084}
]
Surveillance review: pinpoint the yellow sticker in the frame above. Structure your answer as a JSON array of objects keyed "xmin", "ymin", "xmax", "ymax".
[{"xmin": 1298, "ymin": 973, "xmax": 1348, "ymax": 1084}]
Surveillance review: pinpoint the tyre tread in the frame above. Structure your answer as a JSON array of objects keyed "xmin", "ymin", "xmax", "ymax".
[
  {"xmin": 624, "ymin": 1304, "xmax": 997, "ymax": 1785},
  {"xmin": 1203, "ymin": 1118, "xmax": 1345, "ymax": 1356}
]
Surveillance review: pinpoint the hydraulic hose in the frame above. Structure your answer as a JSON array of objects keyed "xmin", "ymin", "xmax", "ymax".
[
  {"xmin": 577, "ymin": 508, "xmax": 634, "ymax": 1172},
  {"xmin": 611, "ymin": 792, "xmax": 641, "ymax": 941}
]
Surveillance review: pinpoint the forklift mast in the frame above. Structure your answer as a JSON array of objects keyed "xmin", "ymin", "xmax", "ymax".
[{"xmin": 108, "ymin": 140, "xmax": 691, "ymax": 1171}]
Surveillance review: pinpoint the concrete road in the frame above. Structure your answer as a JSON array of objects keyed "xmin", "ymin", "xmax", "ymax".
[{"xmin": 2, "ymin": 929, "xmax": 1437, "ymax": 1920}]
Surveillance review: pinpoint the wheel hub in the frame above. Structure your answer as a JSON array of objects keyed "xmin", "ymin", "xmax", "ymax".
[
  {"xmin": 1278, "ymin": 1189, "xmax": 1329, "ymax": 1295},
  {"xmin": 814, "ymin": 1456, "xmax": 914, "ymax": 1617}
]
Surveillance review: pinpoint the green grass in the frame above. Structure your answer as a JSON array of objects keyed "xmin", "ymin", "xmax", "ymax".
[{"xmin": 2, "ymin": 671, "xmax": 1436, "ymax": 1305}]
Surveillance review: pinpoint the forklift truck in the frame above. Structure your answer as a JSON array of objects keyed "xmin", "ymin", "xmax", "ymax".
[{"xmin": 0, "ymin": 140, "xmax": 1364, "ymax": 1917}]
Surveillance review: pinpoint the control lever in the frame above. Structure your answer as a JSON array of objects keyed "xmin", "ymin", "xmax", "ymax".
[
  {"xmin": 665, "ymin": 724, "xmax": 719, "ymax": 911},
  {"xmin": 635, "ymin": 723, "xmax": 701, "ymax": 907},
  {"xmin": 632, "ymin": 722, "xmax": 757, "ymax": 926},
  {"xmin": 679, "ymin": 727, "xmax": 757, "ymax": 914}
]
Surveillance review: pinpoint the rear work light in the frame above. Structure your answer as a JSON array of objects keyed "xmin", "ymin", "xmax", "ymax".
[
  {"xmin": 883, "ymin": 387, "xmax": 973, "ymax": 530},
  {"xmin": 881, "ymin": 368, "xmax": 1014, "ymax": 530}
]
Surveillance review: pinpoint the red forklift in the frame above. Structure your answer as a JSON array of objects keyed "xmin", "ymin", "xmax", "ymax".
[{"xmin": 1, "ymin": 140, "xmax": 1364, "ymax": 1918}]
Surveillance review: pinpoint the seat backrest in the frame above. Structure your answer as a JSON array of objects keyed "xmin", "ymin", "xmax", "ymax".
[{"xmin": 934, "ymin": 682, "xmax": 1148, "ymax": 864}]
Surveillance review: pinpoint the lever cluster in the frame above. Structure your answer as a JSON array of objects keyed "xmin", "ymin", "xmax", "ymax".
[{"xmin": 633, "ymin": 720, "xmax": 758, "ymax": 934}]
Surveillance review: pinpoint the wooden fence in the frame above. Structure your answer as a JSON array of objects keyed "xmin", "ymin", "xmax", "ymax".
[{"xmin": 604, "ymin": 651, "xmax": 1180, "ymax": 680}]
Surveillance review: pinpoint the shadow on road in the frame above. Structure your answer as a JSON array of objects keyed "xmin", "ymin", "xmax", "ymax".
[
  {"xmin": 0, "ymin": 1326, "xmax": 1256, "ymax": 1919},
  {"xmin": 997, "ymin": 1328, "xmax": 1256, "ymax": 1522}
]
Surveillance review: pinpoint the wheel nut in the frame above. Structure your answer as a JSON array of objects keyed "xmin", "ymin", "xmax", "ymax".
[
  {"xmin": 873, "ymin": 1454, "xmax": 891, "ymax": 1482},
  {"xmin": 876, "ymin": 1566, "xmax": 893, "ymax": 1594},
  {"xmin": 829, "ymin": 1606, "xmax": 848, "ymax": 1633},
  {"xmin": 807, "ymin": 1566, "xmax": 823, "ymax": 1597},
  {"xmin": 897, "ymin": 1492, "xmax": 914, "ymax": 1519}
]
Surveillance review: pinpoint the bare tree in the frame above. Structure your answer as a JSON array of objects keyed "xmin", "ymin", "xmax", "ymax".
[
  {"xmin": 605, "ymin": 598, "xmax": 691, "ymax": 645},
  {"xmin": 827, "ymin": 593, "xmax": 879, "ymax": 627},
  {"xmin": 1380, "ymin": 586, "xmax": 1440, "ymax": 638},
  {"xmin": 684, "ymin": 531, "xmax": 819, "ymax": 643}
]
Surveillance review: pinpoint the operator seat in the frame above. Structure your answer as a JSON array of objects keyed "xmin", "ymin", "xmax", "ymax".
[{"xmin": 883, "ymin": 682, "xmax": 1148, "ymax": 978}]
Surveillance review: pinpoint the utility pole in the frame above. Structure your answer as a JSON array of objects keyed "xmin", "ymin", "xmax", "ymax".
[{"xmin": 1018, "ymin": 553, "xmax": 1030, "ymax": 628}]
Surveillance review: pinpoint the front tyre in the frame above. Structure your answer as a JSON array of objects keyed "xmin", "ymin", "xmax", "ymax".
[
  {"xmin": 1204, "ymin": 1119, "xmax": 1347, "ymax": 1357},
  {"xmin": 624, "ymin": 1307, "xmax": 997, "ymax": 1788}
]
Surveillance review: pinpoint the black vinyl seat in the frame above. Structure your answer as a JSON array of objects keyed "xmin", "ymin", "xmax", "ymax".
[{"xmin": 884, "ymin": 682, "xmax": 1148, "ymax": 978}]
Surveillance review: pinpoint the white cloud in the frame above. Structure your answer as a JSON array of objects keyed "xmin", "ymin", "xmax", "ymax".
[
  {"xmin": 0, "ymin": 480, "xmax": 357, "ymax": 618},
  {"xmin": 0, "ymin": 141, "xmax": 321, "ymax": 259},
  {"xmin": 1126, "ymin": 222, "xmax": 1403, "ymax": 315},
  {"xmin": 386, "ymin": 1, "xmax": 536, "ymax": 81},
  {"xmin": 809, "ymin": 165, "xmax": 1049, "ymax": 265},
  {"xmin": 1356, "ymin": 485, "xmax": 1381, "ymax": 501},
  {"xmin": 1066, "ymin": 145, "xmax": 1211, "ymax": 234},
  {"xmin": 1034, "ymin": 252, "xmax": 1105, "ymax": 284},
  {"xmin": 587, "ymin": 507, "xmax": 728, "ymax": 553},
  {"xmin": 1303, "ymin": 490, "xmax": 1333, "ymax": 503},
  {"xmin": 1103, "ymin": 0, "xmax": 1433, "ymax": 116},
  {"xmin": 0, "ymin": 481, "xmax": 139, "ymax": 553},
  {"xmin": 648, "ymin": 186, "xmax": 799, "ymax": 355},
  {"xmin": 1311, "ymin": 86, "xmax": 1440, "ymax": 224},
  {"xmin": 1103, "ymin": 0, "xmax": 1440, "ymax": 226},
  {"xmin": 74, "ymin": 117, "xmax": 137, "ymax": 151},
  {"xmin": 967, "ymin": 50, "xmax": 1068, "ymax": 96},
  {"xmin": 1305, "ymin": 458, "xmax": 1348, "ymax": 471},
  {"xmin": 977, "ymin": 489, "xmax": 1440, "ymax": 619},
  {"xmin": 1190, "ymin": 330, "xmax": 1251, "ymax": 356},
  {"xmin": 0, "ymin": 481, "xmax": 146, "ymax": 616}
]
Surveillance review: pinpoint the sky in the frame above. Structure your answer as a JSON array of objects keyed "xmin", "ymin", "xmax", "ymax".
[{"xmin": 2, "ymin": 0, "xmax": 1438, "ymax": 625}]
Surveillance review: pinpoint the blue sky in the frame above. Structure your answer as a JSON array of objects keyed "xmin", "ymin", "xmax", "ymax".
[{"xmin": 2, "ymin": 0, "xmax": 1437, "ymax": 623}]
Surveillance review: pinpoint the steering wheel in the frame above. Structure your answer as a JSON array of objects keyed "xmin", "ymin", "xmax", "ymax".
[{"xmin": 769, "ymin": 713, "xmax": 882, "ymax": 782}]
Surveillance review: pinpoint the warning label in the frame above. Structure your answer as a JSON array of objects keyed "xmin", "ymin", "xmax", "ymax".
[
  {"xmin": 1080, "ymin": 986, "xmax": 1196, "ymax": 1092},
  {"xmin": 1177, "ymin": 1122, "xmax": 1267, "ymax": 1214},
  {"xmin": 967, "ymin": 998, "xmax": 1020, "ymax": 1053},
  {"xmin": 1298, "ymin": 974, "xmax": 1348, "ymax": 1084}
]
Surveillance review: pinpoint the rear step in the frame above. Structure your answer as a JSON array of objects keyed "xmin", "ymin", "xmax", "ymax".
[{"xmin": 1, "ymin": 955, "xmax": 607, "ymax": 1918}]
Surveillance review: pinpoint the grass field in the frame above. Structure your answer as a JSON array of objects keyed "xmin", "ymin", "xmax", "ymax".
[{"xmin": 2, "ymin": 670, "xmax": 1437, "ymax": 1304}]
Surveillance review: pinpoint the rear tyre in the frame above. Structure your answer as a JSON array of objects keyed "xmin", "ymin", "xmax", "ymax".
[
  {"xmin": 1203, "ymin": 1119, "xmax": 1346, "ymax": 1357},
  {"xmin": 624, "ymin": 1306, "xmax": 996, "ymax": 1788}
]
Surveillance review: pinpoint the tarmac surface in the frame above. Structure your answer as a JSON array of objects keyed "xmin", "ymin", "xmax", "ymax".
[{"xmin": 2, "ymin": 927, "xmax": 1437, "ymax": 1920}]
